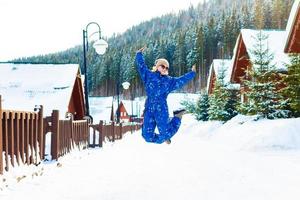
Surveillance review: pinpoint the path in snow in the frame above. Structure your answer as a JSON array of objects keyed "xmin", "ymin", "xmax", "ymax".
[{"xmin": 1, "ymin": 115, "xmax": 300, "ymax": 200}]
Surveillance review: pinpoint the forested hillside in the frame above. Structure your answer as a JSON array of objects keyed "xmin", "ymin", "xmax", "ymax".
[{"xmin": 12, "ymin": 0, "xmax": 294, "ymax": 98}]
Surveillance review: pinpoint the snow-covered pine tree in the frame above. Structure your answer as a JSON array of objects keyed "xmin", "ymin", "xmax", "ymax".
[
  {"xmin": 240, "ymin": 31, "xmax": 289, "ymax": 119},
  {"xmin": 224, "ymin": 90, "xmax": 238, "ymax": 120},
  {"xmin": 281, "ymin": 55, "xmax": 300, "ymax": 117},
  {"xmin": 180, "ymin": 98, "xmax": 197, "ymax": 114},
  {"xmin": 208, "ymin": 63, "xmax": 235, "ymax": 121},
  {"xmin": 195, "ymin": 92, "xmax": 210, "ymax": 121}
]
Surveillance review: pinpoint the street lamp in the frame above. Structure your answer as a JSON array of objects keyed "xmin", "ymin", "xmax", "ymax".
[
  {"xmin": 116, "ymin": 81, "xmax": 131, "ymax": 123},
  {"xmin": 121, "ymin": 81, "xmax": 134, "ymax": 124},
  {"xmin": 83, "ymin": 22, "xmax": 108, "ymax": 121}
]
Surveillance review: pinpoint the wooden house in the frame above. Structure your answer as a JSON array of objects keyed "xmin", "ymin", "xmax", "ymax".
[
  {"xmin": 230, "ymin": 29, "xmax": 289, "ymax": 102},
  {"xmin": 0, "ymin": 63, "xmax": 85, "ymax": 119},
  {"xmin": 206, "ymin": 59, "xmax": 239, "ymax": 95},
  {"xmin": 285, "ymin": 0, "xmax": 300, "ymax": 53},
  {"xmin": 116, "ymin": 100, "xmax": 144, "ymax": 122}
]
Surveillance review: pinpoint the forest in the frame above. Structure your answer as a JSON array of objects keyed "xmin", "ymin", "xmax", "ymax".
[{"xmin": 12, "ymin": 0, "xmax": 294, "ymax": 98}]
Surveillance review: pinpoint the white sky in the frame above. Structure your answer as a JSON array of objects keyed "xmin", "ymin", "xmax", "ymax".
[{"xmin": 0, "ymin": 0, "xmax": 204, "ymax": 61}]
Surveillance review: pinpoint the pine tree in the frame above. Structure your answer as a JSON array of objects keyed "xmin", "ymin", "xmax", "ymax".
[
  {"xmin": 195, "ymin": 93, "xmax": 210, "ymax": 121},
  {"xmin": 174, "ymin": 30, "xmax": 187, "ymax": 75},
  {"xmin": 208, "ymin": 64, "xmax": 234, "ymax": 121},
  {"xmin": 240, "ymin": 31, "xmax": 290, "ymax": 119},
  {"xmin": 281, "ymin": 55, "xmax": 300, "ymax": 117},
  {"xmin": 264, "ymin": 1, "xmax": 273, "ymax": 29},
  {"xmin": 254, "ymin": 0, "xmax": 265, "ymax": 29},
  {"xmin": 271, "ymin": 0, "xmax": 283, "ymax": 29},
  {"xmin": 240, "ymin": 2, "xmax": 253, "ymax": 29}
]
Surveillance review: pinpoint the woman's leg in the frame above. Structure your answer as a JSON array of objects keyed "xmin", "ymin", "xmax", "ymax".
[
  {"xmin": 154, "ymin": 104, "xmax": 181, "ymax": 143},
  {"xmin": 141, "ymin": 110, "xmax": 157, "ymax": 143}
]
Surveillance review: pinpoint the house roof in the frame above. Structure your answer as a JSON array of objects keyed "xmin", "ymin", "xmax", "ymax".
[
  {"xmin": 0, "ymin": 63, "xmax": 81, "ymax": 118},
  {"xmin": 207, "ymin": 59, "xmax": 232, "ymax": 83},
  {"xmin": 121, "ymin": 100, "xmax": 144, "ymax": 116},
  {"xmin": 207, "ymin": 59, "xmax": 239, "ymax": 93},
  {"xmin": 231, "ymin": 29, "xmax": 290, "ymax": 83},
  {"xmin": 284, "ymin": 0, "xmax": 300, "ymax": 53}
]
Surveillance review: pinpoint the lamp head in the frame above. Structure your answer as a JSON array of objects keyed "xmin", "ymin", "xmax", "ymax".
[
  {"xmin": 122, "ymin": 81, "xmax": 130, "ymax": 90},
  {"xmin": 93, "ymin": 39, "xmax": 108, "ymax": 55}
]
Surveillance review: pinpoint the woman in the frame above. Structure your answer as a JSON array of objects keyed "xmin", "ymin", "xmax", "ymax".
[{"xmin": 136, "ymin": 46, "xmax": 196, "ymax": 144}]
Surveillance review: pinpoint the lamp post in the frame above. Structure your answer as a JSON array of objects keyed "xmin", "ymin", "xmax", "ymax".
[
  {"xmin": 121, "ymin": 81, "xmax": 134, "ymax": 132},
  {"xmin": 115, "ymin": 81, "xmax": 128, "ymax": 123},
  {"xmin": 83, "ymin": 22, "xmax": 108, "ymax": 120}
]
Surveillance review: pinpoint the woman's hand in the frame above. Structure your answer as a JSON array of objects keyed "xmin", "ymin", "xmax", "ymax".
[
  {"xmin": 192, "ymin": 64, "xmax": 196, "ymax": 72},
  {"xmin": 137, "ymin": 46, "xmax": 146, "ymax": 53}
]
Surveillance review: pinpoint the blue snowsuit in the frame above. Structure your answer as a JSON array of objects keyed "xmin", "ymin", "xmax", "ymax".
[{"xmin": 136, "ymin": 52, "xmax": 196, "ymax": 144}]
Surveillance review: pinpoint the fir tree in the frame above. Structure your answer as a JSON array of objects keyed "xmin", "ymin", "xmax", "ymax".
[
  {"xmin": 195, "ymin": 93, "xmax": 210, "ymax": 121},
  {"xmin": 240, "ymin": 31, "xmax": 290, "ymax": 119},
  {"xmin": 281, "ymin": 55, "xmax": 300, "ymax": 117},
  {"xmin": 208, "ymin": 64, "xmax": 234, "ymax": 121},
  {"xmin": 254, "ymin": 0, "xmax": 265, "ymax": 29}
]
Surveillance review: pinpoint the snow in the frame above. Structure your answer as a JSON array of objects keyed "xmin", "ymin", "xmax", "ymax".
[
  {"xmin": 120, "ymin": 99, "xmax": 145, "ymax": 117},
  {"xmin": 208, "ymin": 59, "xmax": 232, "ymax": 83},
  {"xmin": 206, "ymin": 59, "xmax": 240, "ymax": 92},
  {"xmin": 233, "ymin": 29, "xmax": 290, "ymax": 71},
  {"xmin": 0, "ymin": 63, "xmax": 80, "ymax": 118},
  {"xmin": 89, "ymin": 96, "xmax": 114, "ymax": 122},
  {"xmin": 1, "ymin": 93, "xmax": 300, "ymax": 200}
]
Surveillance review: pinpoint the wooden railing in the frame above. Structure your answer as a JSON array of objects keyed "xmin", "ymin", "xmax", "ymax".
[
  {"xmin": 89, "ymin": 120, "xmax": 142, "ymax": 147},
  {"xmin": 0, "ymin": 94, "xmax": 141, "ymax": 174},
  {"xmin": 0, "ymin": 96, "xmax": 44, "ymax": 174},
  {"xmin": 44, "ymin": 110, "xmax": 89, "ymax": 160}
]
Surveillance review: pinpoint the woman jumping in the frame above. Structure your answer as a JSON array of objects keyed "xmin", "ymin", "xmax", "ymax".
[{"xmin": 135, "ymin": 46, "xmax": 196, "ymax": 144}]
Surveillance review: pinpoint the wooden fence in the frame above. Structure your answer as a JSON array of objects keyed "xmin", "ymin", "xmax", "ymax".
[
  {"xmin": 0, "ymin": 95, "xmax": 142, "ymax": 174},
  {"xmin": 90, "ymin": 120, "xmax": 142, "ymax": 147},
  {"xmin": 44, "ymin": 110, "xmax": 89, "ymax": 161},
  {"xmin": 0, "ymin": 96, "xmax": 44, "ymax": 174}
]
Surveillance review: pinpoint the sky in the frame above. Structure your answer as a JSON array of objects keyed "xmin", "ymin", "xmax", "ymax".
[
  {"xmin": 1, "ymin": 93, "xmax": 300, "ymax": 199},
  {"xmin": 0, "ymin": 0, "xmax": 204, "ymax": 61}
]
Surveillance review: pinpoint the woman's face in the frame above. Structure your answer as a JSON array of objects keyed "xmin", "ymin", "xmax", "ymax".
[{"xmin": 157, "ymin": 64, "xmax": 169, "ymax": 75}]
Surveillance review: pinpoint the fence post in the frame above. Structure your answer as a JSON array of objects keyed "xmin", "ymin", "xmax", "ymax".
[
  {"xmin": 98, "ymin": 121, "xmax": 103, "ymax": 147},
  {"xmin": 111, "ymin": 121, "xmax": 115, "ymax": 142},
  {"xmin": 92, "ymin": 124, "xmax": 96, "ymax": 148},
  {"xmin": 0, "ymin": 95, "xmax": 3, "ymax": 174},
  {"xmin": 51, "ymin": 110, "xmax": 59, "ymax": 160},
  {"xmin": 37, "ymin": 106, "xmax": 44, "ymax": 160},
  {"xmin": 119, "ymin": 123, "xmax": 123, "ymax": 139}
]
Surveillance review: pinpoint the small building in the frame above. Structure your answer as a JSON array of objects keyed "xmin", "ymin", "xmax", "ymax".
[
  {"xmin": 117, "ymin": 100, "xmax": 144, "ymax": 122},
  {"xmin": 284, "ymin": 0, "xmax": 300, "ymax": 53},
  {"xmin": 0, "ymin": 63, "xmax": 85, "ymax": 119},
  {"xmin": 206, "ymin": 59, "xmax": 239, "ymax": 95},
  {"xmin": 230, "ymin": 29, "xmax": 289, "ymax": 102}
]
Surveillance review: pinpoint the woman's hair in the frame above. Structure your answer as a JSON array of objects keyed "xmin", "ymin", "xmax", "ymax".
[{"xmin": 152, "ymin": 58, "xmax": 169, "ymax": 72}]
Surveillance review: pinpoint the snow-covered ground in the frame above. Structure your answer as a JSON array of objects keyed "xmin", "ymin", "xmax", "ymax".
[{"xmin": 1, "ymin": 93, "xmax": 300, "ymax": 200}]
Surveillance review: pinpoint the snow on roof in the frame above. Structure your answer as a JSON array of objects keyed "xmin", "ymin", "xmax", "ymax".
[
  {"xmin": 0, "ymin": 63, "xmax": 80, "ymax": 118},
  {"xmin": 211, "ymin": 59, "xmax": 232, "ymax": 82},
  {"xmin": 121, "ymin": 100, "xmax": 145, "ymax": 117},
  {"xmin": 285, "ymin": 0, "xmax": 300, "ymax": 50},
  {"xmin": 206, "ymin": 59, "xmax": 238, "ymax": 92},
  {"xmin": 235, "ymin": 29, "xmax": 290, "ymax": 71}
]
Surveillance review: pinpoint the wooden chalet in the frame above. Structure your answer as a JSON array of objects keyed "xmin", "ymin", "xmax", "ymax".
[
  {"xmin": 116, "ymin": 100, "xmax": 144, "ymax": 122},
  {"xmin": 230, "ymin": 29, "xmax": 289, "ymax": 102},
  {"xmin": 0, "ymin": 63, "xmax": 85, "ymax": 119},
  {"xmin": 285, "ymin": 0, "xmax": 300, "ymax": 53},
  {"xmin": 206, "ymin": 59, "xmax": 238, "ymax": 95}
]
